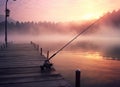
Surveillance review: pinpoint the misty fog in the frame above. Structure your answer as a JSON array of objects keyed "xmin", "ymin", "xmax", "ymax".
[
  {"xmin": 1, "ymin": 10, "xmax": 120, "ymax": 60},
  {"xmin": 1, "ymin": 23, "xmax": 120, "ymax": 60}
]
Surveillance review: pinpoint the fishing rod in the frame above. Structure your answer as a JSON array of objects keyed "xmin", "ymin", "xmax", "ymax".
[
  {"xmin": 40, "ymin": 16, "xmax": 103, "ymax": 71},
  {"xmin": 47, "ymin": 18, "xmax": 102, "ymax": 61}
]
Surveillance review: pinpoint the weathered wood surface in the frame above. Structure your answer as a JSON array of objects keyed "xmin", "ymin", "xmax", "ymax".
[{"xmin": 0, "ymin": 43, "xmax": 71, "ymax": 87}]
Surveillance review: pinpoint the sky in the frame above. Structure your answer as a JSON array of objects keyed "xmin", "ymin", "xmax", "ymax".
[{"xmin": 0, "ymin": 0, "xmax": 120, "ymax": 22}]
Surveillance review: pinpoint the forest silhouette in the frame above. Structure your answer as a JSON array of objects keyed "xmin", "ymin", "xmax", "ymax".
[{"xmin": 0, "ymin": 10, "xmax": 120, "ymax": 35}]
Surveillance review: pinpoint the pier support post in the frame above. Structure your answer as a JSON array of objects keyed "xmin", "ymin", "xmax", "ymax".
[
  {"xmin": 30, "ymin": 41, "xmax": 33, "ymax": 45},
  {"xmin": 75, "ymin": 69, "xmax": 81, "ymax": 87},
  {"xmin": 47, "ymin": 51, "xmax": 49, "ymax": 59},
  {"xmin": 0, "ymin": 45, "xmax": 3, "ymax": 50},
  {"xmin": 40, "ymin": 48, "xmax": 42, "ymax": 56},
  {"xmin": 37, "ymin": 45, "xmax": 39, "ymax": 51}
]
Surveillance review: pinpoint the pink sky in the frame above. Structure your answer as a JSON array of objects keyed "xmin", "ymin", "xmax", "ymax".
[{"xmin": 1, "ymin": 0, "xmax": 120, "ymax": 22}]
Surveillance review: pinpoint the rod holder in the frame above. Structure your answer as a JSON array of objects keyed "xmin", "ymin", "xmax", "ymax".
[{"xmin": 40, "ymin": 60, "xmax": 53, "ymax": 71}]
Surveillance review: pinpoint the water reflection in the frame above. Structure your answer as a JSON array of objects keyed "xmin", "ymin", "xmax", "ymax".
[
  {"xmin": 103, "ymin": 46, "xmax": 120, "ymax": 60},
  {"xmin": 52, "ymin": 51, "xmax": 120, "ymax": 87},
  {"xmin": 68, "ymin": 41, "xmax": 120, "ymax": 61}
]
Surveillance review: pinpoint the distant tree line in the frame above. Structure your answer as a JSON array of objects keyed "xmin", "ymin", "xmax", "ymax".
[
  {"xmin": 0, "ymin": 21, "xmax": 68, "ymax": 35},
  {"xmin": 0, "ymin": 9, "xmax": 120, "ymax": 35}
]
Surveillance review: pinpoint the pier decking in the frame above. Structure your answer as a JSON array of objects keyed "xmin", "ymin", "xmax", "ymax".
[{"xmin": 0, "ymin": 43, "xmax": 71, "ymax": 87}]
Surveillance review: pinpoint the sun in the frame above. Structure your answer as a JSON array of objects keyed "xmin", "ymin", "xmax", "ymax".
[{"xmin": 82, "ymin": 13, "xmax": 100, "ymax": 20}]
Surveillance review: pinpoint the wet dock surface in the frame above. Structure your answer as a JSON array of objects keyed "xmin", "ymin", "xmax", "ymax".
[{"xmin": 0, "ymin": 43, "xmax": 71, "ymax": 87}]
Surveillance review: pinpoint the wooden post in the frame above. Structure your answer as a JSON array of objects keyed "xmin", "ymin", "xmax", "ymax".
[
  {"xmin": 40, "ymin": 48, "xmax": 42, "ymax": 56},
  {"xmin": 30, "ymin": 41, "xmax": 33, "ymax": 44},
  {"xmin": 75, "ymin": 70, "xmax": 81, "ymax": 87},
  {"xmin": 47, "ymin": 51, "xmax": 49, "ymax": 59},
  {"xmin": 35, "ymin": 44, "xmax": 37, "ymax": 50},
  {"xmin": 1, "ymin": 46, "xmax": 2, "ymax": 49},
  {"xmin": 37, "ymin": 45, "xmax": 39, "ymax": 51},
  {"xmin": 35, "ymin": 44, "xmax": 37, "ymax": 49},
  {"xmin": 33, "ymin": 43, "xmax": 35, "ymax": 47},
  {"xmin": 3, "ymin": 44, "xmax": 6, "ymax": 48}
]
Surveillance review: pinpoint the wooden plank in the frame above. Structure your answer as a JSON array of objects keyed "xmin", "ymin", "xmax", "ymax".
[
  {"xmin": 0, "ymin": 74, "xmax": 63, "ymax": 84},
  {"xmin": 0, "ymin": 72, "xmax": 60, "ymax": 78},
  {"xmin": 0, "ymin": 66, "xmax": 42, "ymax": 75},
  {"xmin": 0, "ymin": 80, "xmax": 71, "ymax": 87}
]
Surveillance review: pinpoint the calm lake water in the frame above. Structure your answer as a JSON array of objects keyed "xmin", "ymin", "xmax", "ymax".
[
  {"xmin": 38, "ymin": 40, "xmax": 120, "ymax": 87},
  {"xmin": 52, "ymin": 51, "xmax": 120, "ymax": 87}
]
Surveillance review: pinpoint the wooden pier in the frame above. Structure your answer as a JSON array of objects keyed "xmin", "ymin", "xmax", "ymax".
[{"xmin": 0, "ymin": 43, "xmax": 71, "ymax": 87}]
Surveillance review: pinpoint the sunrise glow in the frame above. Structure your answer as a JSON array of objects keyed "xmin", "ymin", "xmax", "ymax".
[
  {"xmin": 0, "ymin": 0, "xmax": 120, "ymax": 22},
  {"xmin": 82, "ymin": 13, "xmax": 101, "ymax": 20},
  {"xmin": 84, "ymin": 52, "xmax": 102, "ymax": 60}
]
